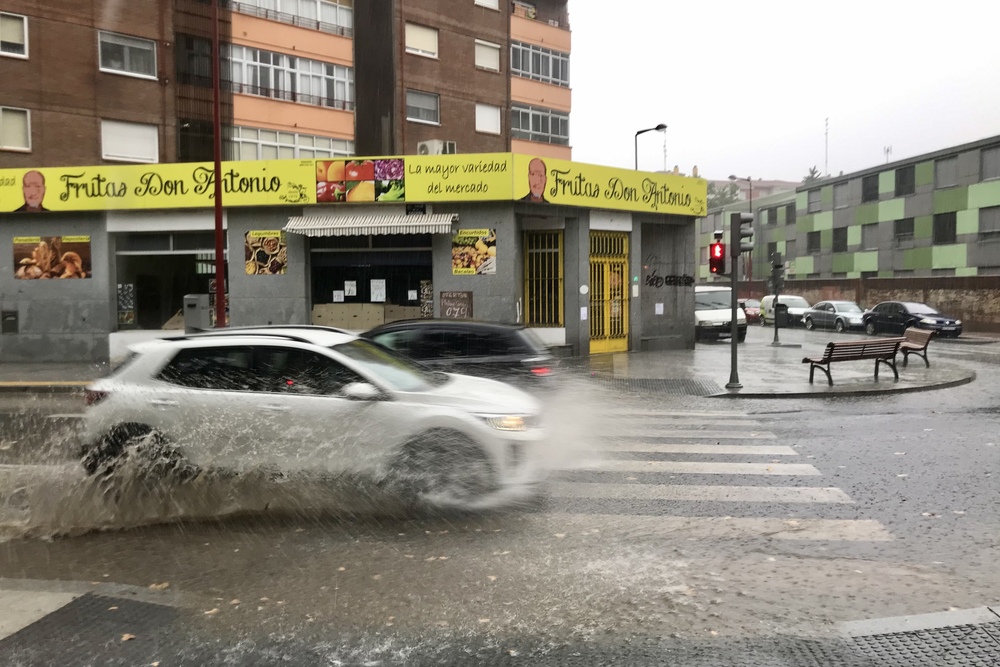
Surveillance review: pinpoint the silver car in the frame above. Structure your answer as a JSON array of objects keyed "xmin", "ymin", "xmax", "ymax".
[{"xmin": 803, "ymin": 300, "xmax": 865, "ymax": 332}]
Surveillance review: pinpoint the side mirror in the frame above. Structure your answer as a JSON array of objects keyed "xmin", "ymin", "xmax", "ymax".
[{"xmin": 341, "ymin": 382, "xmax": 383, "ymax": 401}]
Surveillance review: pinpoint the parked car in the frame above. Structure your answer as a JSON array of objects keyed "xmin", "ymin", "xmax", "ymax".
[
  {"xmin": 694, "ymin": 286, "xmax": 747, "ymax": 342},
  {"xmin": 760, "ymin": 295, "xmax": 811, "ymax": 327},
  {"xmin": 80, "ymin": 328, "xmax": 546, "ymax": 504},
  {"xmin": 861, "ymin": 301, "xmax": 963, "ymax": 337},
  {"xmin": 803, "ymin": 300, "xmax": 865, "ymax": 332},
  {"xmin": 361, "ymin": 320, "xmax": 556, "ymax": 389},
  {"xmin": 739, "ymin": 298, "xmax": 762, "ymax": 324}
]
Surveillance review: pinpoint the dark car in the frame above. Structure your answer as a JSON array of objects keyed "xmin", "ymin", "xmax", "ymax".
[
  {"xmin": 361, "ymin": 319, "xmax": 556, "ymax": 388},
  {"xmin": 861, "ymin": 301, "xmax": 963, "ymax": 337},
  {"xmin": 803, "ymin": 300, "xmax": 865, "ymax": 332}
]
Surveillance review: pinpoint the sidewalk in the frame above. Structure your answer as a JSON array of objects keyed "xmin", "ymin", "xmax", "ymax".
[{"xmin": 0, "ymin": 326, "xmax": 985, "ymax": 397}]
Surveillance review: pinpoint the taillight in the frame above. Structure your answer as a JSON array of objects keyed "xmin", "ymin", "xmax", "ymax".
[
  {"xmin": 85, "ymin": 389, "xmax": 109, "ymax": 406},
  {"xmin": 530, "ymin": 367, "xmax": 552, "ymax": 377}
]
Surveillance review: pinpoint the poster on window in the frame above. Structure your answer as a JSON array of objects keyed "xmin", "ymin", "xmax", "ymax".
[
  {"xmin": 244, "ymin": 230, "xmax": 287, "ymax": 275},
  {"xmin": 13, "ymin": 236, "xmax": 91, "ymax": 279},
  {"xmin": 451, "ymin": 228, "xmax": 496, "ymax": 275}
]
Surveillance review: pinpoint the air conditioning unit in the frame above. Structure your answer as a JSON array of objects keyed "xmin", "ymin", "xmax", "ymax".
[{"xmin": 417, "ymin": 139, "xmax": 444, "ymax": 155}]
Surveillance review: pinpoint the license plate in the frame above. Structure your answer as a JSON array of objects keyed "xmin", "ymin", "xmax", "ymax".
[{"xmin": 942, "ymin": 327, "xmax": 956, "ymax": 331}]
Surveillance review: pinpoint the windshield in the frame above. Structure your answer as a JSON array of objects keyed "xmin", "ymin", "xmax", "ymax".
[
  {"xmin": 780, "ymin": 297, "xmax": 811, "ymax": 309},
  {"xmin": 904, "ymin": 302, "xmax": 939, "ymax": 314},
  {"xmin": 331, "ymin": 339, "xmax": 440, "ymax": 392},
  {"xmin": 834, "ymin": 303, "xmax": 863, "ymax": 313},
  {"xmin": 695, "ymin": 292, "xmax": 731, "ymax": 310},
  {"xmin": 743, "ymin": 299, "xmax": 760, "ymax": 308}
]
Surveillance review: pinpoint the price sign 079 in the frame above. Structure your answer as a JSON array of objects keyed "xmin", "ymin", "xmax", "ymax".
[{"xmin": 440, "ymin": 291, "xmax": 473, "ymax": 319}]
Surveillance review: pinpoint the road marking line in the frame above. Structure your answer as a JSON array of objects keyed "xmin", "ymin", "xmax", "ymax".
[
  {"xmin": 574, "ymin": 461, "xmax": 820, "ymax": 475},
  {"xmin": 540, "ymin": 513, "xmax": 893, "ymax": 542},
  {"xmin": 0, "ymin": 590, "xmax": 81, "ymax": 641},
  {"xmin": 599, "ymin": 444, "xmax": 798, "ymax": 456},
  {"xmin": 546, "ymin": 482, "xmax": 853, "ymax": 504},
  {"xmin": 597, "ymin": 430, "xmax": 778, "ymax": 440},
  {"xmin": 593, "ymin": 411, "xmax": 750, "ymax": 419}
]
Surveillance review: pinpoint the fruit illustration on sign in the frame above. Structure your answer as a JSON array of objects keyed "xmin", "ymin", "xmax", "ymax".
[
  {"xmin": 326, "ymin": 161, "xmax": 346, "ymax": 182},
  {"xmin": 346, "ymin": 181, "xmax": 375, "ymax": 202},
  {"xmin": 316, "ymin": 161, "xmax": 329, "ymax": 182},
  {"xmin": 345, "ymin": 160, "xmax": 375, "ymax": 181}
]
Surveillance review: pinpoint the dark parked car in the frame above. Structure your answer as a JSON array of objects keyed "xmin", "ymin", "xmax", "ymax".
[
  {"xmin": 362, "ymin": 319, "xmax": 556, "ymax": 388},
  {"xmin": 803, "ymin": 300, "xmax": 865, "ymax": 332},
  {"xmin": 861, "ymin": 301, "xmax": 963, "ymax": 337}
]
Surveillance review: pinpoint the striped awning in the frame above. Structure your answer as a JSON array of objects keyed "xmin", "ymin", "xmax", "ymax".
[{"xmin": 283, "ymin": 213, "xmax": 457, "ymax": 237}]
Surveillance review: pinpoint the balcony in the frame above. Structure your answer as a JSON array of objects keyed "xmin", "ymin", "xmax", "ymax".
[
  {"xmin": 231, "ymin": 1, "xmax": 353, "ymax": 38},
  {"xmin": 512, "ymin": 1, "xmax": 568, "ymax": 29},
  {"xmin": 511, "ymin": 1, "xmax": 570, "ymax": 52}
]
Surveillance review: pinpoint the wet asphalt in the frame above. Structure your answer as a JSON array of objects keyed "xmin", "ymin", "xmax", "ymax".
[{"xmin": 0, "ymin": 326, "xmax": 999, "ymax": 665}]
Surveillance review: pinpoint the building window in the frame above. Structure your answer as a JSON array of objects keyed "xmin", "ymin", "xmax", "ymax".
[
  {"xmin": 766, "ymin": 207, "xmax": 777, "ymax": 225},
  {"xmin": 806, "ymin": 231, "xmax": 821, "ymax": 254},
  {"xmin": 474, "ymin": 39, "xmax": 501, "ymax": 72},
  {"xmin": 0, "ymin": 106, "xmax": 30, "ymax": 151},
  {"xmin": 862, "ymin": 174, "xmax": 879, "ymax": 202},
  {"xmin": 176, "ymin": 34, "xmax": 212, "ymax": 86},
  {"xmin": 475, "ymin": 103, "xmax": 501, "ymax": 135},
  {"xmin": 510, "ymin": 41, "xmax": 569, "ymax": 87},
  {"xmin": 101, "ymin": 120, "xmax": 159, "ymax": 163},
  {"xmin": 227, "ymin": 45, "xmax": 355, "ymax": 110},
  {"xmin": 232, "ymin": 0, "xmax": 353, "ymax": 36},
  {"xmin": 933, "ymin": 212, "xmax": 957, "ymax": 244},
  {"xmin": 895, "ymin": 165, "xmax": 915, "ymax": 196},
  {"xmin": 980, "ymin": 206, "xmax": 1000, "ymax": 240},
  {"xmin": 861, "ymin": 271, "xmax": 877, "ymax": 279},
  {"xmin": 935, "ymin": 157, "xmax": 958, "ymax": 188},
  {"xmin": 405, "ymin": 23, "xmax": 438, "ymax": 58},
  {"xmin": 894, "ymin": 218, "xmax": 914, "ymax": 244},
  {"xmin": 862, "ymin": 223, "xmax": 879, "ymax": 250},
  {"xmin": 99, "ymin": 31, "xmax": 156, "ymax": 79},
  {"xmin": 785, "ymin": 203, "xmax": 796, "ymax": 226},
  {"xmin": 785, "ymin": 239, "xmax": 795, "ymax": 259},
  {"xmin": 0, "ymin": 12, "xmax": 28, "ymax": 58},
  {"xmin": 833, "ymin": 183, "xmax": 848, "ymax": 209},
  {"xmin": 807, "ymin": 188, "xmax": 820, "ymax": 213},
  {"xmin": 406, "ymin": 90, "xmax": 440, "ymax": 124},
  {"xmin": 982, "ymin": 146, "xmax": 1000, "ymax": 181},
  {"xmin": 474, "ymin": 0, "xmax": 500, "ymax": 8},
  {"xmin": 524, "ymin": 231, "xmax": 564, "ymax": 326},
  {"xmin": 766, "ymin": 241, "xmax": 777, "ymax": 260},
  {"xmin": 226, "ymin": 126, "xmax": 353, "ymax": 160},
  {"xmin": 832, "ymin": 227, "xmax": 848, "ymax": 252},
  {"xmin": 511, "ymin": 104, "xmax": 569, "ymax": 145}
]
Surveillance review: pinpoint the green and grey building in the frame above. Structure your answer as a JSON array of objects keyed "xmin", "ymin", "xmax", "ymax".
[{"xmin": 698, "ymin": 134, "xmax": 1000, "ymax": 281}]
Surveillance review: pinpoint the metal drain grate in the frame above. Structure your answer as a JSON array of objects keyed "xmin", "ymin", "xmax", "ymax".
[
  {"xmin": 848, "ymin": 622, "xmax": 1000, "ymax": 666},
  {"xmin": 591, "ymin": 377, "xmax": 724, "ymax": 396}
]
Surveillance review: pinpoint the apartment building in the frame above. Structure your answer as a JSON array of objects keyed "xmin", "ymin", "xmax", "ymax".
[{"xmin": 698, "ymin": 134, "xmax": 1000, "ymax": 281}]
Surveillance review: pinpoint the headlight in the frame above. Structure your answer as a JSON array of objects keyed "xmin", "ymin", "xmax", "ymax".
[
  {"xmin": 920, "ymin": 318, "xmax": 936, "ymax": 324},
  {"xmin": 478, "ymin": 415, "xmax": 527, "ymax": 431},
  {"xmin": 956, "ymin": 320, "xmax": 962, "ymax": 325}
]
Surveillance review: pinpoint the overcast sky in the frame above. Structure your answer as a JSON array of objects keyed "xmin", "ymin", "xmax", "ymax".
[{"xmin": 569, "ymin": 0, "xmax": 1000, "ymax": 182}]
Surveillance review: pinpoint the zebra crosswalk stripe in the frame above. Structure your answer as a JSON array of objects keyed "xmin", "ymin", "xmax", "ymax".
[
  {"xmin": 579, "ymin": 461, "xmax": 820, "ymax": 475},
  {"xmin": 546, "ymin": 482, "xmax": 853, "ymax": 504}
]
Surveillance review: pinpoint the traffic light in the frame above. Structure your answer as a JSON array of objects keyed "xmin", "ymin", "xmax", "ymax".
[
  {"xmin": 729, "ymin": 212, "xmax": 755, "ymax": 256},
  {"xmin": 709, "ymin": 242, "xmax": 726, "ymax": 274}
]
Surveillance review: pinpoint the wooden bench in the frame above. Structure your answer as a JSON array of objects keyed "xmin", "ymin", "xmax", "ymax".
[
  {"xmin": 802, "ymin": 338, "xmax": 903, "ymax": 386},
  {"xmin": 901, "ymin": 327, "xmax": 935, "ymax": 368}
]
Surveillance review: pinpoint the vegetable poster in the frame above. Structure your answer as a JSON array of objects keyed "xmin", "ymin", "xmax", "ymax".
[
  {"xmin": 451, "ymin": 229, "xmax": 496, "ymax": 275},
  {"xmin": 245, "ymin": 230, "xmax": 287, "ymax": 275},
  {"xmin": 13, "ymin": 236, "xmax": 91, "ymax": 279}
]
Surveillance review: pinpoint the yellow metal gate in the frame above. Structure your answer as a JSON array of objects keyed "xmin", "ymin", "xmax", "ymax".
[{"xmin": 589, "ymin": 231, "xmax": 629, "ymax": 354}]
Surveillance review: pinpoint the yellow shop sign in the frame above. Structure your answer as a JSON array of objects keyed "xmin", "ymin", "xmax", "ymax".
[{"xmin": 512, "ymin": 155, "xmax": 707, "ymax": 217}]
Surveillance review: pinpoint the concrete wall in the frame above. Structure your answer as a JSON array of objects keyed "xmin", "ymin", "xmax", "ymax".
[
  {"xmin": 639, "ymin": 217, "xmax": 697, "ymax": 350},
  {"xmin": 431, "ymin": 203, "xmax": 520, "ymax": 323},
  {"xmin": 0, "ymin": 213, "xmax": 112, "ymax": 362},
  {"xmin": 226, "ymin": 207, "xmax": 310, "ymax": 327},
  {"xmin": 563, "ymin": 209, "xmax": 589, "ymax": 356}
]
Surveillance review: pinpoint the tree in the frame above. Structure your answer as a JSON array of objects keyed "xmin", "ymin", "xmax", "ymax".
[
  {"xmin": 706, "ymin": 181, "xmax": 741, "ymax": 210},
  {"xmin": 802, "ymin": 166, "xmax": 823, "ymax": 185}
]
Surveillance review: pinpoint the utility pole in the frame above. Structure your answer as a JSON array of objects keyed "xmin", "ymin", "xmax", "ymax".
[
  {"xmin": 726, "ymin": 212, "xmax": 755, "ymax": 390},
  {"xmin": 825, "ymin": 118, "xmax": 829, "ymax": 176},
  {"xmin": 884, "ymin": 146, "xmax": 892, "ymax": 164}
]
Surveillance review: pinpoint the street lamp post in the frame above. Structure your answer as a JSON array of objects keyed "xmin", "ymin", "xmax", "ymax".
[
  {"xmin": 634, "ymin": 124, "xmax": 667, "ymax": 170},
  {"xmin": 211, "ymin": 0, "xmax": 227, "ymax": 328}
]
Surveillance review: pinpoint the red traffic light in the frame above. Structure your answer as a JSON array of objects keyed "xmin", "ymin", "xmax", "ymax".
[{"xmin": 709, "ymin": 242, "xmax": 726, "ymax": 274}]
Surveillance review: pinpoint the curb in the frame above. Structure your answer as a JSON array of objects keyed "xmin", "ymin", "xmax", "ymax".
[
  {"xmin": 0, "ymin": 382, "xmax": 88, "ymax": 394},
  {"xmin": 707, "ymin": 370, "xmax": 975, "ymax": 399}
]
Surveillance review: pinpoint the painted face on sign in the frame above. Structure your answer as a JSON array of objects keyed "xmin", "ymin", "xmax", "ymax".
[
  {"xmin": 20, "ymin": 170, "xmax": 47, "ymax": 212},
  {"xmin": 526, "ymin": 158, "xmax": 547, "ymax": 202}
]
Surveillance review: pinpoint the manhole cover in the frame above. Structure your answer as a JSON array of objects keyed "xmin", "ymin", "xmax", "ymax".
[
  {"xmin": 590, "ymin": 377, "xmax": 723, "ymax": 396},
  {"xmin": 848, "ymin": 622, "xmax": 1000, "ymax": 666}
]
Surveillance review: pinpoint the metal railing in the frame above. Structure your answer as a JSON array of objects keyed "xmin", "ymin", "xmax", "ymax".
[
  {"xmin": 231, "ymin": 1, "xmax": 353, "ymax": 38},
  {"xmin": 229, "ymin": 81, "xmax": 355, "ymax": 111},
  {"xmin": 511, "ymin": 129, "xmax": 569, "ymax": 146}
]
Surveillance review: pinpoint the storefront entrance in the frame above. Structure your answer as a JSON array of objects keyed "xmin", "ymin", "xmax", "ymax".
[{"xmin": 589, "ymin": 231, "xmax": 630, "ymax": 354}]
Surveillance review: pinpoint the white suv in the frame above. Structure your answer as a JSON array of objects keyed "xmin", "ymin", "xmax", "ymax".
[{"xmin": 81, "ymin": 327, "xmax": 546, "ymax": 505}]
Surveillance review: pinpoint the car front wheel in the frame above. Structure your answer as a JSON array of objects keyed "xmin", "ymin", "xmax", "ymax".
[
  {"xmin": 865, "ymin": 321, "xmax": 876, "ymax": 336},
  {"xmin": 835, "ymin": 319, "xmax": 846, "ymax": 333},
  {"xmin": 389, "ymin": 430, "xmax": 497, "ymax": 506},
  {"xmin": 804, "ymin": 317, "xmax": 814, "ymax": 331},
  {"xmin": 82, "ymin": 424, "xmax": 199, "ymax": 499}
]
